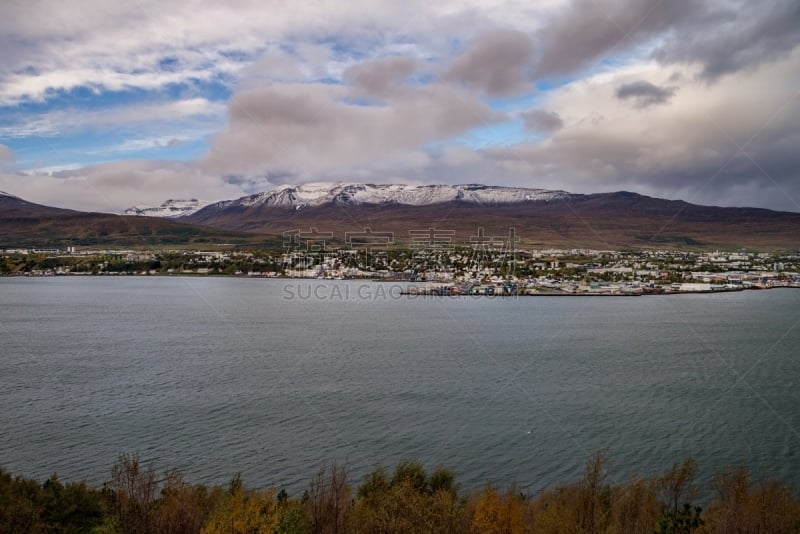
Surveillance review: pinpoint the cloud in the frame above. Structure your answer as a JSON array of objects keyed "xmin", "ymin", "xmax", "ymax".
[
  {"xmin": 529, "ymin": 0, "xmax": 800, "ymax": 84},
  {"xmin": 0, "ymin": 98, "xmax": 225, "ymax": 138},
  {"xmin": 615, "ymin": 80, "xmax": 677, "ymax": 108},
  {"xmin": 440, "ymin": 144, "xmax": 482, "ymax": 167},
  {"xmin": 444, "ymin": 29, "xmax": 535, "ymax": 96},
  {"xmin": 344, "ymin": 56, "xmax": 421, "ymax": 98},
  {"xmin": 2, "ymin": 0, "xmax": 800, "ymax": 214},
  {"xmin": 484, "ymin": 51, "xmax": 800, "ymax": 211},
  {"xmin": 521, "ymin": 109, "xmax": 564, "ymax": 133},
  {"xmin": 237, "ymin": 51, "xmax": 307, "ymax": 84},
  {"xmin": 0, "ymin": 0, "xmax": 549, "ymax": 105},
  {"xmin": 0, "ymin": 160, "xmax": 242, "ymax": 212},
  {"xmin": 532, "ymin": 0, "xmax": 704, "ymax": 79},
  {"xmin": 86, "ymin": 136, "xmax": 193, "ymax": 155},
  {"xmin": 0, "ymin": 144, "xmax": 14, "ymax": 167},
  {"xmin": 2, "ymin": 1, "xmax": 796, "ymax": 106},
  {"xmin": 654, "ymin": 1, "xmax": 800, "ymax": 80},
  {"xmin": 202, "ymin": 79, "xmax": 501, "ymax": 179},
  {"xmin": 237, "ymin": 43, "xmax": 336, "ymax": 86}
]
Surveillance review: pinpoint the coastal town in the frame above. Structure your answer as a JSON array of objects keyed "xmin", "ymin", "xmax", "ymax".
[{"xmin": 2, "ymin": 241, "xmax": 799, "ymax": 296}]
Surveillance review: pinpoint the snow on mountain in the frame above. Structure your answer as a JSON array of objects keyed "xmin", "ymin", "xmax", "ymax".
[
  {"xmin": 207, "ymin": 183, "xmax": 573, "ymax": 212},
  {"xmin": 0, "ymin": 190, "xmax": 19, "ymax": 198},
  {"xmin": 123, "ymin": 198, "xmax": 210, "ymax": 217}
]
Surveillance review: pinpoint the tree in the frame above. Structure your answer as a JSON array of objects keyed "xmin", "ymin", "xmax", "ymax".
[
  {"xmin": 704, "ymin": 467, "xmax": 800, "ymax": 534},
  {"xmin": 108, "ymin": 452, "xmax": 159, "ymax": 534},
  {"xmin": 306, "ymin": 462, "xmax": 350, "ymax": 534},
  {"xmin": 351, "ymin": 462, "xmax": 465, "ymax": 534},
  {"xmin": 202, "ymin": 476, "xmax": 279, "ymax": 534},
  {"xmin": 469, "ymin": 485, "xmax": 529, "ymax": 534},
  {"xmin": 155, "ymin": 469, "xmax": 220, "ymax": 534}
]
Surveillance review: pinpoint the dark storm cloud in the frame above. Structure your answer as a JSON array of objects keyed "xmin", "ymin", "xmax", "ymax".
[
  {"xmin": 531, "ymin": 0, "xmax": 799, "ymax": 83},
  {"xmin": 615, "ymin": 81, "xmax": 677, "ymax": 107},
  {"xmin": 444, "ymin": 30, "xmax": 535, "ymax": 96},
  {"xmin": 483, "ymin": 59, "xmax": 800, "ymax": 212},
  {"xmin": 432, "ymin": 1, "xmax": 799, "ymax": 103},
  {"xmin": 533, "ymin": 0, "xmax": 704, "ymax": 79},
  {"xmin": 521, "ymin": 109, "xmax": 564, "ymax": 133},
  {"xmin": 486, "ymin": 127, "xmax": 800, "ymax": 212},
  {"xmin": 654, "ymin": 1, "xmax": 800, "ymax": 80}
]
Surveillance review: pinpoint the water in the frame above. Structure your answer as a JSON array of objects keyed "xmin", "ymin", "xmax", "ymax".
[{"xmin": 1, "ymin": 276, "xmax": 798, "ymax": 498}]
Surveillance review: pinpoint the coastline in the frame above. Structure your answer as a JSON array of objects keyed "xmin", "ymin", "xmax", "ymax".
[{"xmin": 4, "ymin": 272, "xmax": 798, "ymax": 298}]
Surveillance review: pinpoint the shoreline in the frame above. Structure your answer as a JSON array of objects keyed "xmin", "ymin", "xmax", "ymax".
[
  {"xmin": 3, "ymin": 272, "xmax": 799, "ymax": 297},
  {"xmin": 400, "ymin": 285, "xmax": 800, "ymax": 297}
]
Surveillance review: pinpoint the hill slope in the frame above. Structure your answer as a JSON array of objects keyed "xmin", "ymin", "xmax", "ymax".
[
  {"xmin": 0, "ymin": 192, "xmax": 259, "ymax": 248},
  {"xmin": 4, "ymin": 186, "xmax": 799, "ymax": 250},
  {"xmin": 181, "ymin": 185, "xmax": 800, "ymax": 250}
]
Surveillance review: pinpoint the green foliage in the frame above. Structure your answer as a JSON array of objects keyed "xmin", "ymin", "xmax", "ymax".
[
  {"xmin": 429, "ymin": 467, "xmax": 458, "ymax": 497},
  {"xmin": 0, "ymin": 466, "xmax": 106, "ymax": 533},
  {"xmin": 356, "ymin": 467, "xmax": 390, "ymax": 501},
  {"xmin": 390, "ymin": 460, "xmax": 428, "ymax": 494},
  {"xmin": 655, "ymin": 503, "xmax": 703, "ymax": 534},
  {"xmin": 275, "ymin": 503, "xmax": 308, "ymax": 534},
  {"xmin": 351, "ymin": 462, "xmax": 465, "ymax": 533}
]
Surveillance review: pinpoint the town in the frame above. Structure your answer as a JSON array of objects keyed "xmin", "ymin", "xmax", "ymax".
[{"xmin": 3, "ymin": 234, "xmax": 799, "ymax": 296}]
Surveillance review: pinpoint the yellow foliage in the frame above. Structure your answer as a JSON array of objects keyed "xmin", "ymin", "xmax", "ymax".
[
  {"xmin": 609, "ymin": 478, "xmax": 661, "ymax": 534},
  {"xmin": 704, "ymin": 467, "xmax": 800, "ymax": 534},
  {"xmin": 529, "ymin": 484, "xmax": 582, "ymax": 534},
  {"xmin": 470, "ymin": 487, "xmax": 529, "ymax": 534},
  {"xmin": 156, "ymin": 469, "xmax": 223, "ymax": 533},
  {"xmin": 202, "ymin": 486, "xmax": 279, "ymax": 534}
]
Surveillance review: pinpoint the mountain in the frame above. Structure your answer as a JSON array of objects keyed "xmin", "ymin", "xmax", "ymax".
[
  {"xmin": 0, "ymin": 192, "xmax": 262, "ymax": 248},
  {"xmin": 123, "ymin": 198, "xmax": 210, "ymax": 217},
  {"xmin": 180, "ymin": 183, "xmax": 800, "ymax": 250},
  {"xmin": 0, "ymin": 190, "xmax": 78, "ymax": 217},
  {"xmin": 194, "ymin": 183, "xmax": 570, "ymax": 212},
  {"xmin": 4, "ymin": 185, "xmax": 800, "ymax": 250}
]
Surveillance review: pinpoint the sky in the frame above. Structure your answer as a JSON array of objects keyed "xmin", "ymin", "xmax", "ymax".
[{"xmin": 0, "ymin": 0, "xmax": 798, "ymax": 213}]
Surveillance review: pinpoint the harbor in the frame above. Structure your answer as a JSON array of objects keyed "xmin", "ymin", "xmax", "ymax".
[{"xmin": 400, "ymin": 280, "xmax": 798, "ymax": 297}]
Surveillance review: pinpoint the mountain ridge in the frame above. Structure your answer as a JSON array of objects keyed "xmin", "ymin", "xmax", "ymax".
[
  {"xmin": 194, "ymin": 183, "xmax": 574, "ymax": 214},
  {"xmin": 2, "ymin": 184, "xmax": 799, "ymax": 250},
  {"xmin": 124, "ymin": 198, "xmax": 210, "ymax": 218},
  {"xmin": 178, "ymin": 184, "xmax": 800, "ymax": 250},
  {"xmin": 0, "ymin": 193, "xmax": 261, "ymax": 248}
]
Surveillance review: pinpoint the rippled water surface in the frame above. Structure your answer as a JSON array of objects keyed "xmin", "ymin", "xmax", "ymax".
[{"xmin": 1, "ymin": 277, "xmax": 798, "ymax": 496}]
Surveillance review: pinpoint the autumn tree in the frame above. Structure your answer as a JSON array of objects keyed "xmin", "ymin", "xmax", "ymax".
[
  {"xmin": 468, "ymin": 485, "xmax": 530, "ymax": 534},
  {"xmin": 155, "ymin": 468, "xmax": 222, "ymax": 534},
  {"xmin": 704, "ymin": 467, "xmax": 800, "ymax": 534},
  {"xmin": 109, "ymin": 452, "xmax": 159, "ymax": 534},
  {"xmin": 350, "ymin": 460, "xmax": 465, "ymax": 534},
  {"xmin": 202, "ymin": 473, "xmax": 280, "ymax": 534},
  {"xmin": 307, "ymin": 462, "xmax": 351, "ymax": 534}
]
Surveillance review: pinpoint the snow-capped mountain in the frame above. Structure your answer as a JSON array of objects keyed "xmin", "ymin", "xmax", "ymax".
[
  {"xmin": 0, "ymin": 190, "xmax": 18, "ymax": 198},
  {"xmin": 123, "ymin": 198, "xmax": 210, "ymax": 218},
  {"xmin": 206, "ymin": 183, "xmax": 573, "ymax": 212},
  {"xmin": 6, "ymin": 184, "xmax": 800, "ymax": 250}
]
